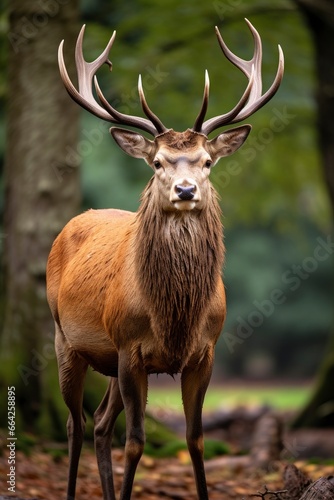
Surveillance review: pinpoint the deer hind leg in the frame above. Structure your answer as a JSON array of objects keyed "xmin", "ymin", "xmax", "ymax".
[
  {"xmin": 118, "ymin": 350, "xmax": 148, "ymax": 500},
  {"xmin": 55, "ymin": 324, "xmax": 88, "ymax": 500},
  {"xmin": 94, "ymin": 377, "xmax": 124, "ymax": 500},
  {"xmin": 181, "ymin": 354, "xmax": 214, "ymax": 500}
]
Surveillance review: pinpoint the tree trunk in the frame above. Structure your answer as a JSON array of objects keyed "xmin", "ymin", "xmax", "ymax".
[
  {"xmin": 292, "ymin": 0, "xmax": 334, "ymax": 428},
  {"xmin": 293, "ymin": 335, "xmax": 334, "ymax": 427},
  {"xmin": 1, "ymin": 0, "xmax": 81, "ymax": 437}
]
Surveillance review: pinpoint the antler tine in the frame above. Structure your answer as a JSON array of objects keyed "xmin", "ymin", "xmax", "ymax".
[
  {"xmin": 199, "ymin": 64, "xmax": 255, "ymax": 136},
  {"xmin": 193, "ymin": 20, "xmax": 259, "ymax": 135},
  {"xmin": 232, "ymin": 43, "xmax": 284, "ymax": 123},
  {"xmin": 59, "ymin": 25, "xmax": 166, "ymax": 136},
  {"xmin": 59, "ymin": 41, "xmax": 111, "ymax": 121},
  {"xmin": 199, "ymin": 19, "xmax": 284, "ymax": 136},
  {"xmin": 75, "ymin": 24, "xmax": 114, "ymax": 95},
  {"xmin": 216, "ymin": 19, "xmax": 262, "ymax": 90},
  {"xmin": 58, "ymin": 25, "xmax": 116, "ymax": 121},
  {"xmin": 138, "ymin": 75, "xmax": 168, "ymax": 134},
  {"xmin": 94, "ymin": 76, "xmax": 158, "ymax": 135},
  {"xmin": 193, "ymin": 70, "xmax": 210, "ymax": 133}
]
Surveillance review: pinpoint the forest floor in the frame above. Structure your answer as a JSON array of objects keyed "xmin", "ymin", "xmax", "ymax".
[
  {"xmin": 1, "ymin": 423, "xmax": 334, "ymax": 499},
  {"xmin": 0, "ymin": 446, "xmax": 333, "ymax": 499}
]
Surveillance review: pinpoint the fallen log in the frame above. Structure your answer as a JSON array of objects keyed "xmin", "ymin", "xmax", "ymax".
[
  {"xmin": 299, "ymin": 475, "xmax": 334, "ymax": 499},
  {"xmin": 250, "ymin": 412, "xmax": 283, "ymax": 471},
  {"xmin": 203, "ymin": 405, "xmax": 270, "ymax": 432},
  {"xmin": 283, "ymin": 464, "xmax": 334, "ymax": 500}
]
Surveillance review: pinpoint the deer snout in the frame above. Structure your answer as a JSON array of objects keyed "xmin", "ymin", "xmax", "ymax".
[
  {"xmin": 170, "ymin": 178, "xmax": 200, "ymax": 210},
  {"xmin": 175, "ymin": 184, "xmax": 196, "ymax": 201}
]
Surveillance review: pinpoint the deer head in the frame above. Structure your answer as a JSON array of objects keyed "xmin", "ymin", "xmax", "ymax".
[{"xmin": 58, "ymin": 20, "xmax": 284, "ymax": 212}]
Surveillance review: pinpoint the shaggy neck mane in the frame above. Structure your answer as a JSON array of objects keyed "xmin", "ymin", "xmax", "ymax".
[{"xmin": 135, "ymin": 178, "xmax": 225, "ymax": 371}]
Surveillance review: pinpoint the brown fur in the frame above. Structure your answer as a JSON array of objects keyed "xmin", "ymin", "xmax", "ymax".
[
  {"xmin": 136, "ymin": 179, "xmax": 224, "ymax": 372},
  {"xmin": 156, "ymin": 129, "xmax": 206, "ymax": 150}
]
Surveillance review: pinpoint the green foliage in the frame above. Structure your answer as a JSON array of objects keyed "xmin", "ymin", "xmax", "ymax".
[
  {"xmin": 144, "ymin": 438, "xmax": 229, "ymax": 459},
  {"xmin": 218, "ymin": 221, "xmax": 334, "ymax": 378},
  {"xmin": 113, "ymin": 411, "xmax": 178, "ymax": 448},
  {"xmin": 16, "ymin": 432, "xmax": 38, "ymax": 455},
  {"xmin": 203, "ymin": 439, "xmax": 230, "ymax": 459},
  {"xmin": 148, "ymin": 384, "xmax": 311, "ymax": 411}
]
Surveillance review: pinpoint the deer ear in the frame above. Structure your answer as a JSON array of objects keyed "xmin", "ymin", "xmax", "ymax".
[
  {"xmin": 208, "ymin": 125, "xmax": 251, "ymax": 160},
  {"xmin": 110, "ymin": 127, "xmax": 155, "ymax": 159}
]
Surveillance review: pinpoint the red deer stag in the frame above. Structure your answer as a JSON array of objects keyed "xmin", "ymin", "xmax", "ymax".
[{"xmin": 47, "ymin": 19, "xmax": 283, "ymax": 500}]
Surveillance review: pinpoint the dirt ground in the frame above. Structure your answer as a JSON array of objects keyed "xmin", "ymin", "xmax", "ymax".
[
  {"xmin": 1, "ymin": 445, "xmax": 333, "ymax": 500},
  {"xmin": 2, "ymin": 402, "xmax": 334, "ymax": 499}
]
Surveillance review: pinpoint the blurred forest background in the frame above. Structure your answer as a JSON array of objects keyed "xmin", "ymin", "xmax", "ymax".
[{"xmin": 0, "ymin": 0, "xmax": 334, "ymax": 439}]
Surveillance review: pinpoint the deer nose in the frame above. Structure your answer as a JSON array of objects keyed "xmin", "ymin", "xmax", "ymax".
[{"xmin": 175, "ymin": 184, "xmax": 196, "ymax": 201}]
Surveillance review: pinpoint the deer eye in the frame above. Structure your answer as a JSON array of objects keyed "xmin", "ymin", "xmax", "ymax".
[
  {"xmin": 153, "ymin": 160, "xmax": 162, "ymax": 169},
  {"xmin": 205, "ymin": 159, "xmax": 213, "ymax": 168}
]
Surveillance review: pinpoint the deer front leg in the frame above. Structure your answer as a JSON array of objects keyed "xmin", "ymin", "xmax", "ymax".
[
  {"xmin": 181, "ymin": 352, "xmax": 214, "ymax": 500},
  {"xmin": 118, "ymin": 350, "xmax": 148, "ymax": 500},
  {"xmin": 94, "ymin": 377, "xmax": 124, "ymax": 500},
  {"xmin": 55, "ymin": 325, "xmax": 88, "ymax": 500}
]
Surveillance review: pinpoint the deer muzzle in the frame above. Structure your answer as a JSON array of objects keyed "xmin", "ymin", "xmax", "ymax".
[{"xmin": 170, "ymin": 178, "xmax": 200, "ymax": 210}]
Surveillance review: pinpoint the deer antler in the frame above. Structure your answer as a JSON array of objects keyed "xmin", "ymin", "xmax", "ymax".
[
  {"xmin": 193, "ymin": 19, "xmax": 284, "ymax": 135},
  {"xmin": 58, "ymin": 25, "xmax": 168, "ymax": 136},
  {"xmin": 59, "ymin": 22, "xmax": 283, "ymax": 139}
]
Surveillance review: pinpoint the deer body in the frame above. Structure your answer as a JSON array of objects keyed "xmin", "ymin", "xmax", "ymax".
[
  {"xmin": 48, "ymin": 198, "xmax": 225, "ymax": 378},
  {"xmin": 47, "ymin": 21, "xmax": 283, "ymax": 500}
]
